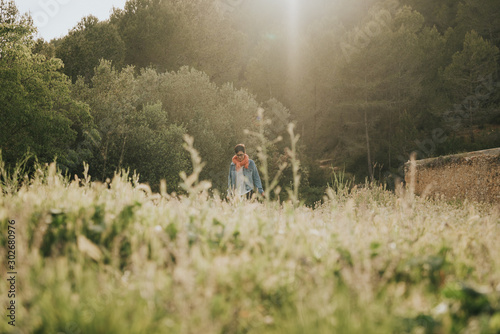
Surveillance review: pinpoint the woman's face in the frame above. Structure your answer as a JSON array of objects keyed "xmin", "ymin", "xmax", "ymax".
[{"xmin": 236, "ymin": 151, "xmax": 245, "ymax": 162}]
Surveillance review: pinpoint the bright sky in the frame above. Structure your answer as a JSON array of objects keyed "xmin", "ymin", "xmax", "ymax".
[{"xmin": 14, "ymin": 0, "xmax": 128, "ymax": 41}]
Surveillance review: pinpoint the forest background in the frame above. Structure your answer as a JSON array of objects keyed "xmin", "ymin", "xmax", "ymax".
[{"xmin": 1, "ymin": 0, "xmax": 499, "ymax": 203}]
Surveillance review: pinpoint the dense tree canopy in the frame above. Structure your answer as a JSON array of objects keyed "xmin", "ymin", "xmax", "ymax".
[
  {"xmin": 72, "ymin": 60, "xmax": 266, "ymax": 191},
  {"xmin": 0, "ymin": 0, "xmax": 93, "ymax": 173},
  {"xmin": 56, "ymin": 15, "xmax": 125, "ymax": 83}
]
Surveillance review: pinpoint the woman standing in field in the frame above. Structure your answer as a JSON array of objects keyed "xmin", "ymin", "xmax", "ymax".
[{"xmin": 228, "ymin": 144, "xmax": 264, "ymax": 199}]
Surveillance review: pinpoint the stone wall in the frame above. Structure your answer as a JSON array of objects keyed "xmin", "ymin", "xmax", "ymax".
[{"xmin": 404, "ymin": 148, "xmax": 500, "ymax": 203}]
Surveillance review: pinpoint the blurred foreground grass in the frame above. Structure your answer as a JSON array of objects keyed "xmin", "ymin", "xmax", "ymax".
[{"xmin": 1, "ymin": 163, "xmax": 499, "ymax": 334}]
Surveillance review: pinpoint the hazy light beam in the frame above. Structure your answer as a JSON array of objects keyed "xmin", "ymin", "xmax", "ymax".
[{"xmin": 286, "ymin": 0, "xmax": 300, "ymax": 90}]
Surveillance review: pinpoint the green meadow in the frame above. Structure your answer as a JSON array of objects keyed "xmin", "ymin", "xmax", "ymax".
[{"xmin": 1, "ymin": 159, "xmax": 499, "ymax": 334}]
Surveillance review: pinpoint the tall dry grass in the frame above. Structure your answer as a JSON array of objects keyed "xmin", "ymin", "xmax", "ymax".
[{"xmin": 0, "ymin": 150, "xmax": 499, "ymax": 334}]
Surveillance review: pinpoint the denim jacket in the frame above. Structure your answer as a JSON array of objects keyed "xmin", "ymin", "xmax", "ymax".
[{"xmin": 228, "ymin": 159, "xmax": 264, "ymax": 196}]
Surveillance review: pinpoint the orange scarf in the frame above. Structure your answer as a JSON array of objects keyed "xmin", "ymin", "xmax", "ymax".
[{"xmin": 232, "ymin": 154, "xmax": 249, "ymax": 171}]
